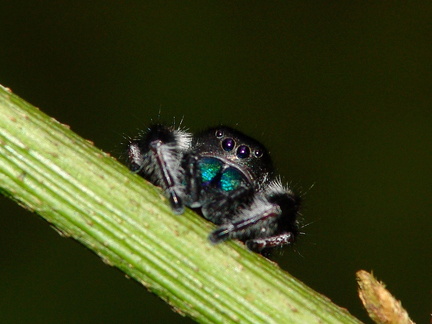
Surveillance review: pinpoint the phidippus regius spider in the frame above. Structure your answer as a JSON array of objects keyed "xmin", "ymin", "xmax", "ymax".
[{"xmin": 127, "ymin": 124, "xmax": 300, "ymax": 254}]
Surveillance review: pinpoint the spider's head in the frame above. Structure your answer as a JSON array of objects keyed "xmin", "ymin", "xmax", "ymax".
[{"xmin": 194, "ymin": 126, "xmax": 274, "ymax": 187}]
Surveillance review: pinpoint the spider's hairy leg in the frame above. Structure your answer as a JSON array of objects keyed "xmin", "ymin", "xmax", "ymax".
[
  {"xmin": 127, "ymin": 124, "xmax": 192, "ymax": 214},
  {"xmin": 181, "ymin": 153, "xmax": 202, "ymax": 208},
  {"xmin": 209, "ymin": 180, "xmax": 300, "ymax": 252}
]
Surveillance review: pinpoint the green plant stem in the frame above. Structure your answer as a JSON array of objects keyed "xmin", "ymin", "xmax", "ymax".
[{"xmin": 0, "ymin": 85, "xmax": 362, "ymax": 323}]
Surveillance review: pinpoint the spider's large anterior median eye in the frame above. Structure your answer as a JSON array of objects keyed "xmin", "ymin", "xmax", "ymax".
[
  {"xmin": 237, "ymin": 145, "xmax": 250, "ymax": 159},
  {"xmin": 222, "ymin": 138, "xmax": 235, "ymax": 151}
]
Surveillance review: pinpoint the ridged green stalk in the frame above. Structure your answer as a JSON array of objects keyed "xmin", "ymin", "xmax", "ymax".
[{"xmin": 0, "ymin": 85, "xmax": 362, "ymax": 323}]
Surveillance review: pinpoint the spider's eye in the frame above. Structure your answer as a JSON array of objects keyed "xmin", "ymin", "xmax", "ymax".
[
  {"xmin": 237, "ymin": 145, "xmax": 250, "ymax": 159},
  {"xmin": 215, "ymin": 129, "xmax": 224, "ymax": 138},
  {"xmin": 254, "ymin": 148, "xmax": 263, "ymax": 158},
  {"xmin": 222, "ymin": 138, "xmax": 235, "ymax": 151}
]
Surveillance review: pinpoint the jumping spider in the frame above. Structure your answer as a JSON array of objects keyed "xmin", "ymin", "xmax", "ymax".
[{"xmin": 127, "ymin": 124, "xmax": 300, "ymax": 254}]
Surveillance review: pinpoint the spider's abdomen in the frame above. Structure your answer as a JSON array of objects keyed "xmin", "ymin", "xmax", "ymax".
[{"xmin": 198, "ymin": 157, "xmax": 248, "ymax": 192}]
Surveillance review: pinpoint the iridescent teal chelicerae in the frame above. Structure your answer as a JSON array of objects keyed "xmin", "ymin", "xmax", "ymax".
[{"xmin": 199, "ymin": 157, "xmax": 245, "ymax": 192}]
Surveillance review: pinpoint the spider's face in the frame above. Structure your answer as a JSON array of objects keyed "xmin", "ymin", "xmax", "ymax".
[{"xmin": 192, "ymin": 126, "xmax": 273, "ymax": 188}]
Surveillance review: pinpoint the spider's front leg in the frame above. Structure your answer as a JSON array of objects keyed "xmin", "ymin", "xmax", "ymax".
[
  {"xmin": 209, "ymin": 180, "xmax": 300, "ymax": 253},
  {"xmin": 127, "ymin": 124, "xmax": 192, "ymax": 214},
  {"xmin": 181, "ymin": 152, "xmax": 203, "ymax": 208}
]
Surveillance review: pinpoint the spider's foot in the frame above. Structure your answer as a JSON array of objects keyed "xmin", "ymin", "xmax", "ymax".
[
  {"xmin": 246, "ymin": 232, "xmax": 295, "ymax": 252},
  {"xmin": 208, "ymin": 225, "xmax": 234, "ymax": 244}
]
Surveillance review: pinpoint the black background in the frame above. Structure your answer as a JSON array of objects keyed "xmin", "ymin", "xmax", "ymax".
[{"xmin": 1, "ymin": 2, "xmax": 431, "ymax": 323}]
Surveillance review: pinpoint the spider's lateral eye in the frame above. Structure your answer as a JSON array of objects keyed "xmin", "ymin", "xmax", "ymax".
[
  {"xmin": 222, "ymin": 138, "xmax": 235, "ymax": 151},
  {"xmin": 254, "ymin": 148, "xmax": 263, "ymax": 158},
  {"xmin": 215, "ymin": 130, "xmax": 224, "ymax": 138},
  {"xmin": 237, "ymin": 145, "xmax": 250, "ymax": 159}
]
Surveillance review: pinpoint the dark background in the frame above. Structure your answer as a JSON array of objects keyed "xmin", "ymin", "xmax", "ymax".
[{"xmin": 1, "ymin": 2, "xmax": 431, "ymax": 323}]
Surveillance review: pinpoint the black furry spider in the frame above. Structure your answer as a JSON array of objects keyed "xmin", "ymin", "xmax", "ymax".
[{"xmin": 126, "ymin": 124, "xmax": 300, "ymax": 254}]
